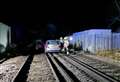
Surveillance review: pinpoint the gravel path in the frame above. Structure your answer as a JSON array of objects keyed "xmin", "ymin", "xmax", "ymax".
[
  {"xmin": 27, "ymin": 54, "xmax": 56, "ymax": 82},
  {"xmin": 0, "ymin": 56, "xmax": 28, "ymax": 82}
]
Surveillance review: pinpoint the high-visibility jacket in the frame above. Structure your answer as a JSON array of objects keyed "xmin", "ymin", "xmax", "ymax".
[{"xmin": 64, "ymin": 40, "xmax": 69, "ymax": 48}]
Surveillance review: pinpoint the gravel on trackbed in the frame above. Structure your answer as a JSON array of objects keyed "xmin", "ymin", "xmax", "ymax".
[
  {"xmin": 27, "ymin": 54, "xmax": 56, "ymax": 82},
  {"xmin": 0, "ymin": 56, "xmax": 28, "ymax": 82},
  {"xmin": 55, "ymin": 54, "xmax": 97, "ymax": 82}
]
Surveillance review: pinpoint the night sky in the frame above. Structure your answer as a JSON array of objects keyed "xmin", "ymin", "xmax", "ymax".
[{"xmin": 0, "ymin": 0, "xmax": 119, "ymax": 40}]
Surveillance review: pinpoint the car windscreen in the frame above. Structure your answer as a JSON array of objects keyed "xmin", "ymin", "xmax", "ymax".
[{"xmin": 47, "ymin": 41, "xmax": 60, "ymax": 45}]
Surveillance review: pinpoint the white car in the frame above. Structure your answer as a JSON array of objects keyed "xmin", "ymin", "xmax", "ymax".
[{"xmin": 45, "ymin": 40, "xmax": 61, "ymax": 53}]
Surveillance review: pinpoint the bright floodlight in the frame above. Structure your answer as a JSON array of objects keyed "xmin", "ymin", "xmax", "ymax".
[{"xmin": 69, "ymin": 37, "xmax": 73, "ymax": 41}]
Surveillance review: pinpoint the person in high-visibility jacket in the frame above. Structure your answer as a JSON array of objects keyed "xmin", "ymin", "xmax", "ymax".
[{"xmin": 63, "ymin": 37, "xmax": 69, "ymax": 54}]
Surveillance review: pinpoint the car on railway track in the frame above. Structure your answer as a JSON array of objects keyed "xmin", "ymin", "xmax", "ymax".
[{"xmin": 45, "ymin": 40, "xmax": 62, "ymax": 53}]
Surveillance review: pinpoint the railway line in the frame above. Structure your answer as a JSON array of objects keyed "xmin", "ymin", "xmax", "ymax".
[
  {"xmin": 46, "ymin": 53, "xmax": 80, "ymax": 82},
  {"xmin": 27, "ymin": 54, "xmax": 56, "ymax": 82},
  {"xmin": 0, "ymin": 52, "xmax": 120, "ymax": 82},
  {"xmin": 71, "ymin": 54, "xmax": 120, "ymax": 81},
  {"xmin": 46, "ymin": 53, "xmax": 120, "ymax": 82},
  {"xmin": 0, "ymin": 55, "xmax": 32, "ymax": 82},
  {"xmin": 13, "ymin": 55, "xmax": 34, "ymax": 82}
]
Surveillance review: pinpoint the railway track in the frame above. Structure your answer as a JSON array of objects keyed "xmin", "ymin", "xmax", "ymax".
[
  {"xmin": 0, "ymin": 55, "xmax": 33, "ymax": 82},
  {"xmin": 52, "ymin": 53, "xmax": 120, "ymax": 82},
  {"xmin": 46, "ymin": 53, "xmax": 80, "ymax": 82},
  {"xmin": 12, "ymin": 55, "xmax": 34, "ymax": 82},
  {"xmin": 54, "ymin": 54, "xmax": 97, "ymax": 82},
  {"xmin": 27, "ymin": 54, "xmax": 56, "ymax": 82},
  {"xmin": 70, "ymin": 54, "xmax": 120, "ymax": 81}
]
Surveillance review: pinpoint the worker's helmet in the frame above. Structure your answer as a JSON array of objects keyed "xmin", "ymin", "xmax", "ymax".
[{"xmin": 64, "ymin": 37, "xmax": 68, "ymax": 40}]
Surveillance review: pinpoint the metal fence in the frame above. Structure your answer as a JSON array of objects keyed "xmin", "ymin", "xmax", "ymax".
[
  {"xmin": 69, "ymin": 29, "xmax": 120, "ymax": 62},
  {"xmin": 71, "ymin": 29, "xmax": 112, "ymax": 53}
]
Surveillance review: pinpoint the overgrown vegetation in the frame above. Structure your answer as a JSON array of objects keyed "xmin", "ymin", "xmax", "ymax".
[{"xmin": 96, "ymin": 50, "xmax": 120, "ymax": 62}]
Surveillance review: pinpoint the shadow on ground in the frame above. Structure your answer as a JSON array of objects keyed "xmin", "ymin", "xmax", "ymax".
[{"xmin": 14, "ymin": 54, "xmax": 34, "ymax": 82}]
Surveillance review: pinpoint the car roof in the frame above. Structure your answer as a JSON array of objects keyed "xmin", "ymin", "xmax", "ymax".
[{"xmin": 46, "ymin": 40, "xmax": 60, "ymax": 42}]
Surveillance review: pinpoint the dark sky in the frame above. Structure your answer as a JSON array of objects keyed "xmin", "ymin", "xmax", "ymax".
[{"xmin": 0, "ymin": 0, "xmax": 118, "ymax": 39}]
